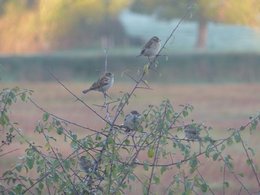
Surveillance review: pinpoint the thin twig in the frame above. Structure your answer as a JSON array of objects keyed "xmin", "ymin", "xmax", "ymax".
[
  {"xmin": 104, "ymin": 48, "xmax": 108, "ymax": 73},
  {"xmin": 0, "ymin": 148, "xmax": 19, "ymax": 158},
  {"xmin": 239, "ymin": 133, "xmax": 260, "ymax": 187},
  {"xmin": 46, "ymin": 69, "xmax": 109, "ymax": 125},
  {"xmin": 223, "ymin": 166, "xmax": 226, "ymax": 195},
  {"xmin": 196, "ymin": 168, "xmax": 215, "ymax": 195},
  {"xmin": 147, "ymin": 106, "xmax": 167, "ymax": 194},
  {"xmin": 29, "ymin": 97, "xmax": 106, "ymax": 136},
  {"xmin": 212, "ymin": 143, "xmax": 251, "ymax": 195}
]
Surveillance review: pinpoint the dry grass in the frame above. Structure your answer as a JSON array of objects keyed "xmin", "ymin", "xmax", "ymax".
[{"xmin": 1, "ymin": 82, "xmax": 260, "ymax": 193}]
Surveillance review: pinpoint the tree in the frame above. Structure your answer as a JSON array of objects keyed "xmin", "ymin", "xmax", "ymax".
[
  {"xmin": 130, "ymin": 0, "xmax": 260, "ymax": 49},
  {"xmin": 0, "ymin": 0, "xmax": 131, "ymax": 52}
]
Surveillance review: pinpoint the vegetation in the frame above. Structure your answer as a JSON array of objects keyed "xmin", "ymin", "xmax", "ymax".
[
  {"xmin": 130, "ymin": 0, "xmax": 260, "ymax": 48},
  {"xmin": 1, "ymin": 77, "xmax": 260, "ymax": 194},
  {"xmin": 0, "ymin": 15, "xmax": 260, "ymax": 194},
  {"xmin": 0, "ymin": 0, "xmax": 130, "ymax": 53},
  {"xmin": 0, "ymin": 1, "xmax": 259, "ymax": 52},
  {"xmin": 1, "ymin": 52, "xmax": 260, "ymax": 83}
]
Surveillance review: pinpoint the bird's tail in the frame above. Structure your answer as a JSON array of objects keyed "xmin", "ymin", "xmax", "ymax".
[
  {"xmin": 82, "ymin": 89, "xmax": 90, "ymax": 94},
  {"xmin": 136, "ymin": 52, "xmax": 143, "ymax": 57}
]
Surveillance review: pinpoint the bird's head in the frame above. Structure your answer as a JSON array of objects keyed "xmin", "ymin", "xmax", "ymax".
[
  {"xmin": 105, "ymin": 72, "xmax": 113, "ymax": 77},
  {"xmin": 131, "ymin": 110, "xmax": 141, "ymax": 118},
  {"xmin": 152, "ymin": 36, "xmax": 161, "ymax": 42}
]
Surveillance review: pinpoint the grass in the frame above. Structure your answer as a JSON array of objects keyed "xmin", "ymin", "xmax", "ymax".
[{"xmin": 1, "ymin": 81, "xmax": 260, "ymax": 193}]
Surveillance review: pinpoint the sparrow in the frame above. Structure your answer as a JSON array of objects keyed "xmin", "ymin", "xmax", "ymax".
[
  {"xmin": 82, "ymin": 72, "xmax": 114, "ymax": 95},
  {"xmin": 184, "ymin": 124, "xmax": 201, "ymax": 141},
  {"xmin": 79, "ymin": 156, "xmax": 93, "ymax": 173},
  {"xmin": 139, "ymin": 36, "xmax": 161, "ymax": 60},
  {"xmin": 123, "ymin": 110, "xmax": 141, "ymax": 132}
]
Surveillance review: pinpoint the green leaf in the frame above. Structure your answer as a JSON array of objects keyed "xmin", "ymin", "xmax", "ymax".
[
  {"xmin": 38, "ymin": 182, "xmax": 44, "ymax": 190},
  {"xmin": 26, "ymin": 157, "xmax": 34, "ymax": 169},
  {"xmin": 246, "ymin": 159, "xmax": 252, "ymax": 166},
  {"xmin": 250, "ymin": 119, "xmax": 258, "ymax": 131},
  {"xmin": 221, "ymin": 144, "xmax": 226, "ymax": 151},
  {"xmin": 148, "ymin": 147, "xmax": 155, "ymax": 158},
  {"xmin": 64, "ymin": 159, "xmax": 71, "ymax": 170},
  {"xmin": 14, "ymin": 184, "xmax": 23, "ymax": 194},
  {"xmin": 189, "ymin": 155, "xmax": 198, "ymax": 172},
  {"xmin": 43, "ymin": 112, "xmax": 49, "ymax": 122},
  {"xmin": 248, "ymin": 147, "xmax": 255, "ymax": 156},
  {"xmin": 70, "ymin": 140, "xmax": 78, "ymax": 149},
  {"xmin": 234, "ymin": 132, "xmax": 241, "ymax": 143},
  {"xmin": 153, "ymin": 175, "xmax": 160, "ymax": 184},
  {"xmin": 45, "ymin": 142, "xmax": 51, "ymax": 151},
  {"xmin": 168, "ymin": 190, "xmax": 174, "ymax": 195},
  {"xmin": 226, "ymin": 137, "xmax": 233, "ymax": 146},
  {"xmin": 20, "ymin": 93, "xmax": 26, "ymax": 101},
  {"xmin": 0, "ymin": 113, "xmax": 9, "ymax": 126},
  {"xmin": 128, "ymin": 174, "xmax": 136, "ymax": 181},
  {"xmin": 182, "ymin": 110, "xmax": 188, "ymax": 117},
  {"xmin": 143, "ymin": 161, "xmax": 149, "ymax": 171},
  {"xmin": 213, "ymin": 153, "xmax": 219, "ymax": 161},
  {"xmin": 200, "ymin": 183, "xmax": 208, "ymax": 192},
  {"xmin": 15, "ymin": 164, "xmax": 23, "ymax": 172},
  {"xmin": 56, "ymin": 127, "xmax": 63, "ymax": 135},
  {"xmin": 160, "ymin": 166, "xmax": 167, "ymax": 175},
  {"xmin": 124, "ymin": 139, "xmax": 130, "ymax": 145},
  {"xmin": 223, "ymin": 181, "xmax": 229, "ymax": 188}
]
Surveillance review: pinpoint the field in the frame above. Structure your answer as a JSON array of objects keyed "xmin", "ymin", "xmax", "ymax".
[
  {"xmin": 1, "ymin": 52, "xmax": 260, "ymax": 83},
  {"xmin": 1, "ymin": 81, "xmax": 260, "ymax": 194}
]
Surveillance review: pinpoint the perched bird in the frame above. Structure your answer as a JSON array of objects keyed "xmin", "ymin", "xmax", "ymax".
[
  {"xmin": 123, "ymin": 110, "xmax": 141, "ymax": 132},
  {"xmin": 139, "ymin": 36, "xmax": 161, "ymax": 60},
  {"xmin": 82, "ymin": 72, "xmax": 114, "ymax": 95},
  {"xmin": 184, "ymin": 124, "xmax": 201, "ymax": 141},
  {"xmin": 79, "ymin": 156, "xmax": 93, "ymax": 173}
]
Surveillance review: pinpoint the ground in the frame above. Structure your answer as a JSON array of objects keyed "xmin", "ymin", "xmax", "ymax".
[{"xmin": 1, "ymin": 82, "xmax": 260, "ymax": 193}]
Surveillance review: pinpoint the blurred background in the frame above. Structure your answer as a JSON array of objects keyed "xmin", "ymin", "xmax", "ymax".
[
  {"xmin": 1, "ymin": 1, "xmax": 260, "ymax": 193},
  {"xmin": 0, "ymin": 0, "xmax": 260, "ymax": 82}
]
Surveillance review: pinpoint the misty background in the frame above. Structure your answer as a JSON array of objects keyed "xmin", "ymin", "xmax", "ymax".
[{"xmin": 0, "ymin": 0, "xmax": 260, "ymax": 83}]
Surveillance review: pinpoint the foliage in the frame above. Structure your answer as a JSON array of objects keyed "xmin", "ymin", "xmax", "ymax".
[
  {"xmin": 130, "ymin": 0, "xmax": 260, "ymax": 26},
  {"xmin": 0, "ymin": 86, "xmax": 260, "ymax": 194},
  {"xmin": 0, "ymin": 0, "xmax": 131, "ymax": 52}
]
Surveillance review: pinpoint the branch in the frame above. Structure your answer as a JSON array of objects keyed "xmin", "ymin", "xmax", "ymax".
[
  {"xmin": 239, "ymin": 134, "xmax": 260, "ymax": 187},
  {"xmin": 46, "ymin": 69, "xmax": 110, "ymax": 125},
  {"xmin": 29, "ymin": 97, "xmax": 106, "ymax": 136},
  {"xmin": 0, "ymin": 148, "xmax": 19, "ymax": 158},
  {"xmin": 147, "ymin": 105, "xmax": 167, "ymax": 194}
]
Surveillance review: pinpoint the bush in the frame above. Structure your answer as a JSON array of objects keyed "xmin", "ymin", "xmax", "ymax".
[{"xmin": 1, "ymin": 52, "xmax": 260, "ymax": 83}]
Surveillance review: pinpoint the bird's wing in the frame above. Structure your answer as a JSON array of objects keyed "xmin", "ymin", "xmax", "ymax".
[
  {"xmin": 143, "ymin": 39, "xmax": 154, "ymax": 49},
  {"xmin": 89, "ymin": 75, "xmax": 109, "ymax": 90},
  {"xmin": 140, "ymin": 39, "xmax": 154, "ymax": 55},
  {"xmin": 99, "ymin": 75, "xmax": 110, "ymax": 85},
  {"xmin": 124, "ymin": 113, "xmax": 131, "ymax": 122}
]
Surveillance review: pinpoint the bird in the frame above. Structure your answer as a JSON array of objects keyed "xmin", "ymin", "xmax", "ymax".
[
  {"xmin": 82, "ymin": 72, "xmax": 114, "ymax": 95},
  {"xmin": 138, "ymin": 36, "xmax": 161, "ymax": 61},
  {"xmin": 184, "ymin": 124, "xmax": 201, "ymax": 141},
  {"xmin": 79, "ymin": 156, "xmax": 93, "ymax": 174},
  {"xmin": 123, "ymin": 110, "xmax": 141, "ymax": 132}
]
